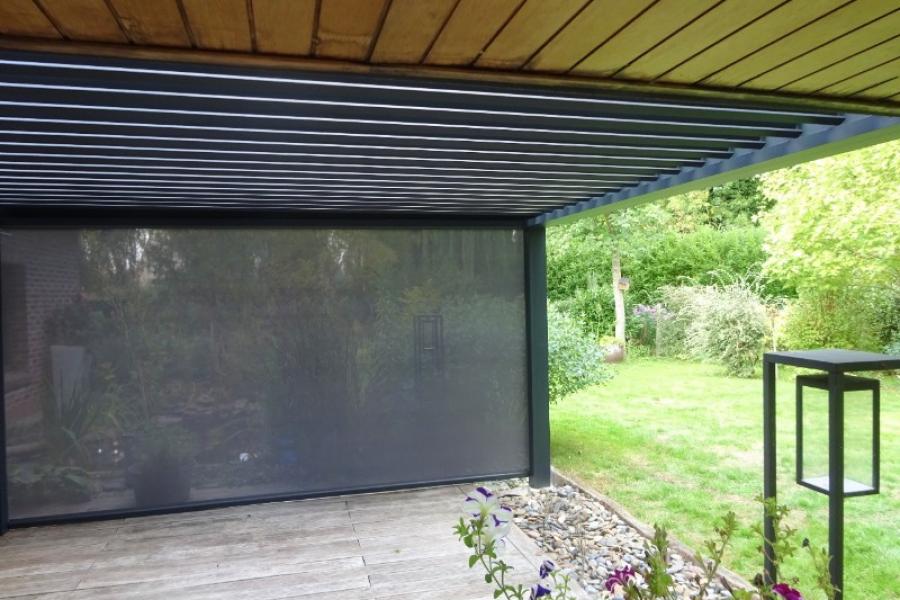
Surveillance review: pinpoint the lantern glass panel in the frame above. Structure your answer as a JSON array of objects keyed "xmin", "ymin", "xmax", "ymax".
[
  {"xmin": 798, "ymin": 376, "xmax": 877, "ymax": 496},
  {"xmin": 844, "ymin": 390, "xmax": 875, "ymax": 491},
  {"xmin": 800, "ymin": 385, "xmax": 829, "ymax": 484}
]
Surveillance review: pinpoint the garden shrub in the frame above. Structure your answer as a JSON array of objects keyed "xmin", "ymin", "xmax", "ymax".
[
  {"xmin": 698, "ymin": 284, "xmax": 769, "ymax": 377},
  {"xmin": 627, "ymin": 304, "xmax": 661, "ymax": 351},
  {"xmin": 885, "ymin": 334, "xmax": 900, "ymax": 356},
  {"xmin": 658, "ymin": 282, "xmax": 769, "ymax": 377},
  {"xmin": 548, "ymin": 303, "xmax": 610, "ymax": 402},
  {"xmin": 656, "ymin": 286, "xmax": 699, "ymax": 359},
  {"xmin": 553, "ymin": 285, "xmax": 615, "ymax": 340},
  {"xmin": 780, "ymin": 287, "xmax": 896, "ymax": 352}
]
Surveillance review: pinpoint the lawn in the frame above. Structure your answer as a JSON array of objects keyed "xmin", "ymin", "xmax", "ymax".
[{"xmin": 550, "ymin": 358, "xmax": 900, "ymax": 599}]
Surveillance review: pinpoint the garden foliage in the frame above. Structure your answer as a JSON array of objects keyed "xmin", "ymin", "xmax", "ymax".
[
  {"xmin": 658, "ymin": 281, "xmax": 769, "ymax": 377},
  {"xmin": 548, "ymin": 145, "xmax": 899, "ymax": 360},
  {"xmin": 548, "ymin": 303, "xmax": 610, "ymax": 402},
  {"xmin": 761, "ymin": 140, "xmax": 900, "ymax": 351},
  {"xmin": 549, "ymin": 219, "xmax": 770, "ymax": 341}
]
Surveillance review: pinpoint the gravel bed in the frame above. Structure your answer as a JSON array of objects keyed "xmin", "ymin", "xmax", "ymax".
[{"xmin": 486, "ymin": 479, "xmax": 734, "ymax": 599}]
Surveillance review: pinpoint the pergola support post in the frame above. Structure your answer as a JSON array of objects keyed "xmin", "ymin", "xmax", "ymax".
[
  {"xmin": 762, "ymin": 358, "xmax": 777, "ymax": 584},
  {"xmin": 0, "ymin": 244, "xmax": 7, "ymax": 536},
  {"xmin": 525, "ymin": 225, "xmax": 551, "ymax": 488},
  {"xmin": 828, "ymin": 371, "xmax": 845, "ymax": 599}
]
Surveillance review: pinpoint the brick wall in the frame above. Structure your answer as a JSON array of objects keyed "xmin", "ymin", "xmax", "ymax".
[{"xmin": 2, "ymin": 230, "xmax": 82, "ymax": 425}]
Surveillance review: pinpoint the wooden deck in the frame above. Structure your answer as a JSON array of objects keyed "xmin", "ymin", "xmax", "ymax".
[{"xmin": 0, "ymin": 485, "xmax": 563, "ymax": 599}]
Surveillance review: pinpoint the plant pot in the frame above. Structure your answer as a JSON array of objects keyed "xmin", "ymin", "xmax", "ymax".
[
  {"xmin": 602, "ymin": 344, "xmax": 625, "ymax": 363},
  {"xmin": 129, "ymin": 459, "xmax": 192, "ymax": 507}
]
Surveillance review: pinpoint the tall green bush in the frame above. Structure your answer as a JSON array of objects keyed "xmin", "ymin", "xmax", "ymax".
[
  {"xmin": 780, "ymin": 287, "xmax": 897, "ymax": 352},
  {"xmin": 548, "ymin": 224, "xmax": 771, "ymax": 339},
  {"xmin": 547, "ymin": 303, "xmax": 610, "ymax": 402}
]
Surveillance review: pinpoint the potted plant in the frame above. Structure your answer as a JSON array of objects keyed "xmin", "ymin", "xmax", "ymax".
[
  {"xmin": 126, "ymin": 420, "xmax": 196, "ymax": 507},
  {"xmin": 9, "ymin": 462, "xmax": 93, "ymax": 512}
]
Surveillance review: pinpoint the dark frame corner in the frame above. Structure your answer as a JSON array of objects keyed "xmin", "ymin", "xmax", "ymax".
[{"xmin": 525, "ymin": 225, "xmax": 551, "ymax": 488}]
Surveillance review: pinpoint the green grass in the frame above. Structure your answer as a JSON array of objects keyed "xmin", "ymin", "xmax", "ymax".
[{"xmin": 550, "ymin": 358, "xmax": 900, "ymax": 599}]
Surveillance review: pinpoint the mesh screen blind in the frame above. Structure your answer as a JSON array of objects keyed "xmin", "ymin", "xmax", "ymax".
[{"xmin": 2, "ymin": 227, "xmax": 528, "ymax": 520}]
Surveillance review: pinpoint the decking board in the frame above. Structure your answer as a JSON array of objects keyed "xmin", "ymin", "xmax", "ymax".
[{"xmin": 0, "ymin": 485, "xmax": 575, "ymax": 599}]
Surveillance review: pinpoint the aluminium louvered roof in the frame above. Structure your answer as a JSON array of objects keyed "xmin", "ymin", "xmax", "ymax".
[{"xmin": 3, "ymin": 51, "xmax": 894, "ymax": 222}]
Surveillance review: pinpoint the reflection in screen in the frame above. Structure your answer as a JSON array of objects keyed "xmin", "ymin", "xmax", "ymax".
[{"xmin": 2, "ymin": 228, "xmax": 528, "ymax": 520}]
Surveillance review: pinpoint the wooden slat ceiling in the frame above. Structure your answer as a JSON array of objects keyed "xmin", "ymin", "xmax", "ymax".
[{"xmin": 0, "ymin": 0, "xmax": 897, "ymax": 115}]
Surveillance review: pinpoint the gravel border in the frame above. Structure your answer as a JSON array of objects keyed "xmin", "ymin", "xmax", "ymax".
[{"xmin": 486, "ymin": 470, "xmax": 752, "ymax": 599}]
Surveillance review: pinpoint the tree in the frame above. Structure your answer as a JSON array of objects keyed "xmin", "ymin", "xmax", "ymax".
[
  {"xmin": 662, "ymin": 177, "xmax": 772, "ymax": 230},
  {"xmin": 761, "ymin": 139, "xmax": 900, "ymax": 350},
  {"xmin": 761, "ymin": 140, "xmax": 899, "ymax": 293}
]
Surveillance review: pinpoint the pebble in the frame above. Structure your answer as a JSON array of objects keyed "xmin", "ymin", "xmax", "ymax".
[{"xmin": 484, "ymin": 479, "xmax": 733, "ymax": 599}]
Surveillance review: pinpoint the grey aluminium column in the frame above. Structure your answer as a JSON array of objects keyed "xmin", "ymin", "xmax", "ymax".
[
  {"xmin": 828, "ymin": 370, "xmax": 844, "ymax": 600},
  {"xmin": 525, "ymin": 225, "xmax": 551, "ymax": 488},
  {"xmin": 0, "ymin": 244, "xmax": 6, "ymax": 536},
  {"xmin": 762, "ymin": 358, "xmax": 777, "ymax": 583}
]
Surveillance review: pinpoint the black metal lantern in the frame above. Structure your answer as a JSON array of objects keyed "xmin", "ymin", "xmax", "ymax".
[
  {"xmin": 795, "ymin": 374, "xmax": 879, "ymax": 497},
  {"xmin": 763, "ymin": 349, "xmax": 898, "ymax": 600}
]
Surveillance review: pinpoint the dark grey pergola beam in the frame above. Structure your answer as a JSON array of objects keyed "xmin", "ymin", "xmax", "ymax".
[
  {"xmin": 0, "ymin": 136, "xmax": 685, "ymax": 174},
  {"xmin": 0, "ymin": 111, "xmax": 743, "ymax": 160},
  {"xmin": 0, "ymin": 122, "xmax": 713, "ymax": 166},
  {"xmin": 534, "ymin": 114, "xmax": 900, "ymax": 225},
  {"xmin": 0, "ymin": 81, "xmax": 806, "ymax": 141},
  {"xmin": 0, "ymin": 56, "xmax": 844, "ymax": 126},
  {"xmin": 0, "ymin": 50, "xmax": 890, "ymax": 218}
]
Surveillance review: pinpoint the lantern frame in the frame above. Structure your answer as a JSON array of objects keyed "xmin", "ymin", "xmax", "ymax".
[
  {"xmin": 795, "ymin": 373, "xmax": 880, "ymax": 497},
  {"xmin": 762, "ymin": 349, "xmax": 899, "ymax": 600}
]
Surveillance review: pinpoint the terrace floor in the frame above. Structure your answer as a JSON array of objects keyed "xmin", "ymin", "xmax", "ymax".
[{"xmin": 0, "ymin": 484, "xmax": 561, "ymax": 599}]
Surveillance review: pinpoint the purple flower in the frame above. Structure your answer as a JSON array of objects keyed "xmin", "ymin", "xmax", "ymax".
[
  {"xmin": 484, "ymin": 505, "xmax": 512, "ymax": 542},
  {"xmin": 633, "ymin": 304, "xmax": 657, "ymax": 317},
  {"xmin": 604, "ymin": 566, "xmax": 636, "ymax": 592},
  {"xmin": 539, "ymin": 559, "xmax": 556, "ymax": 579},
  {"xmin": 530, "ymin": 582, "xmax": 553, "ymax": 598},
  {"xmin": 462, "ymin": 487, "xmax": 498, "ymax": 518},
  {"xmin": 462, "ymin": 488, "xmax": 512, "ymax": 543},
  {"xmin": 773, "ymin": 583, "xmax": 803, "ymax": 600}
]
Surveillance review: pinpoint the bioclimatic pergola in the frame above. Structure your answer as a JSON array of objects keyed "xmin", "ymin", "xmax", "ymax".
[{"xmin": 0, "ymin": 8, "xmax": 898, "ymax": 599}]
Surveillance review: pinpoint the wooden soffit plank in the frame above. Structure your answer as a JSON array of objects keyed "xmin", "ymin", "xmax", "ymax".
[
  {"xmin": 106, "ymin": 0, "xmax": 191, "ymax": 47},
  {"xmin": 37, "ymin": 0, "xmax": 127, "ymax": 43},
  {"xmin": 525, "ymin": 0, "xmax": 653, "ymax": 73},
  {"xmin": 475, "ymin": 0, "xmax": 590, "ymax": 69},
  {"xmin": 572, "ymin": 0, "xmax": 719, "ymax": 77},
  {"xmin": 0, "ymin": 0, "xmax": 60, "ymax": 39},
  {"xmin": 251, "ymin": 0, "xmax": 316, "ymax": 56},
  {"xmin": 370, "ymin": 0, "xmax": 458, "ymax": 64},
  {"xmin": 818, "ymin": 57, "xmax": 900, "ymax": 96},
  {"xmin": 315, "ymin": 0, "xmax": 388, "ymax": 60},
  {"xmin": 772, "ymin": 34, "xmax": 900, "ymax": 95},
  {"xmin": 704, "ymin": 0, "xmax": 898, "ymax": 87},
  {"xmin": 180, "ymin": 0, "xmax": 252, "ymax": 51},
  {"xmin": 425, "ymin": 0, "xmax": 523, "ymax": 66},
  {"xmin": 856, "ymin": 76, "xmax": 900, "ymax": 100},
  {"xmin": 742, "ymin": 8, "xmax": 900, "ymax": 91},
  {"xmin": 659, "ymin": 0, "xmax": 847, "ymax": 84},
  {"xmin": 615, "ymin": 0, "xmax": 786, "ymax": 81}
]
